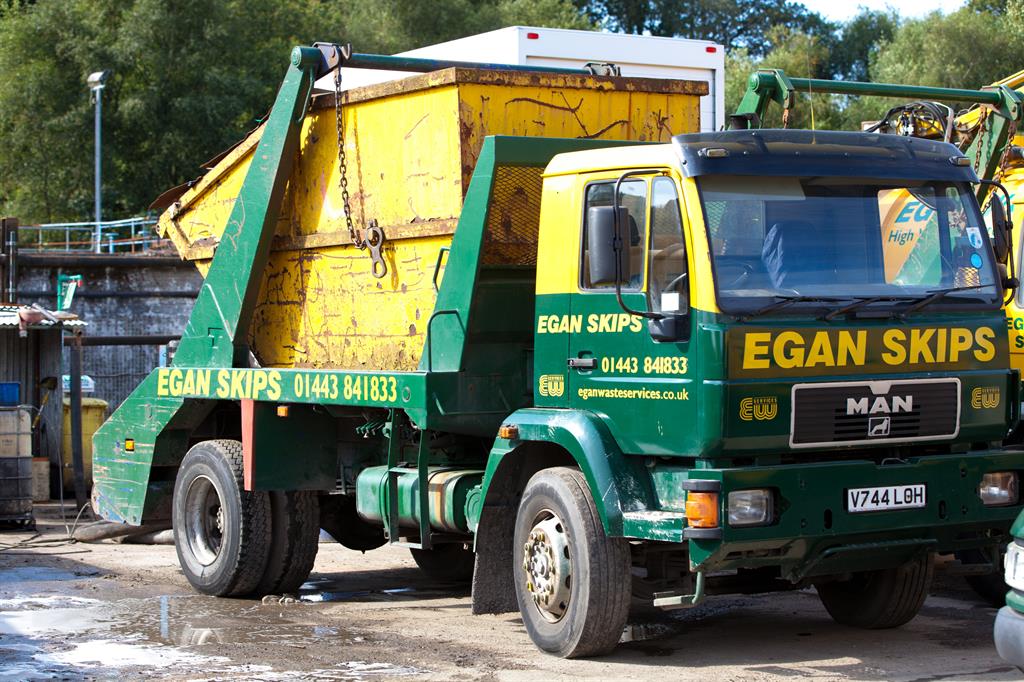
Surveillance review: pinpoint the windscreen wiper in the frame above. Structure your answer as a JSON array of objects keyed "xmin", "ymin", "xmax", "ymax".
[
  {"xmin": 821, "ymin": 295, "xmax": 916, "ymax": 321},
  {"xmin": 737, "ymin": 295, "xmax": 846, "ymax": 322},
  {"xmin": 899, "ymin": 283, "xmax": 996, "ymax": 317}
]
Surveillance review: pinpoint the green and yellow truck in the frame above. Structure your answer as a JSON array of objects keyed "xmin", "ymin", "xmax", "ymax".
[{"xmin": 92, "ymin": 46, "xmax": 1024, "ymax": 657}]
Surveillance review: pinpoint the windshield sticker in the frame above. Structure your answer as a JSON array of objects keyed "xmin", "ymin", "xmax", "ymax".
[
  {"xmin": 970, "ymin": 253, "xmax": 983, "ymax": 268},
  {"xmin": 878, "ymin": 189, "xmax": 939, "ymax": 284},
  {"xmin": 966, "ymin": 227, "xmax": 984, "ymax": 249}
]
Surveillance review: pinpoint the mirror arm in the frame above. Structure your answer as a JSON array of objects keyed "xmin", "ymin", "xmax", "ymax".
[
  {"xmin": 612, "ymin": 169, "xmax": 668, "ymax": 321},
  {"xmin": 979, "ymin": 179, "xmax": 1015, "ymax": 225},
  {"xmin": 979, "ymin": 179, "xmax": 1018, "ymax": 303}
]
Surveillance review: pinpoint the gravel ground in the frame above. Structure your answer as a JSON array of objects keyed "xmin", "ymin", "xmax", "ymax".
[{"xmin": 0, "ymin": 504, "xmax": 1019, "ymax": 681}]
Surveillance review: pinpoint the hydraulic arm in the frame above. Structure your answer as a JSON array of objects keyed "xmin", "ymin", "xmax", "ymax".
[{"xmin": 733, "ymin": 69, "xmax": 1024, "ymax": 204}]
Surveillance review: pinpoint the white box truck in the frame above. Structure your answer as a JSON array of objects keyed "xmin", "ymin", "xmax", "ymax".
[{"xmin": 324, "ymin": 26, "xmax": 726, "ymax": 132}]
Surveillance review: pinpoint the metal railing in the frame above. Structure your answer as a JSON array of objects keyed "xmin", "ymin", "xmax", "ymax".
[{"xmin": 19, "ymin": 217, "xmax": 168, "ymax": 253}]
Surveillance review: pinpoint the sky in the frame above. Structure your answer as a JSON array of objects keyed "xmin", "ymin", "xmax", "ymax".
[{"xmin": 799, "ymin": 0, "xmax": 967, "ymax": 22}]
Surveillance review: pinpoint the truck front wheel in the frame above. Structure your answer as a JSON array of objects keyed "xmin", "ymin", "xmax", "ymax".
[
  {"xmin": 513, "ymin": 467, "xmax": 630, "ymax": 658},
  {"xmin": 955, "ymin": 548, "xmax": 1008, "ymax": 607},
  {"xmin": 173, "ymin": 440, "xmax": 271, "ymax": 597},
  {"xmin": 816, "ymin": 552, "xmax": 934, "ymax": 629}
]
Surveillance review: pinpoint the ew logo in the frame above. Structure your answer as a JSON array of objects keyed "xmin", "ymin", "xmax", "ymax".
[
  {"xmin": 971, "ymin": 386, "xmax": 1000, "ymax": 409},
  {"xmin": 740, "ymin": 396, "xmax": 778, "ymax": 421},
  {"xmin": 538, "ymin": 374, "xmax": 565, "ymax": 398}
]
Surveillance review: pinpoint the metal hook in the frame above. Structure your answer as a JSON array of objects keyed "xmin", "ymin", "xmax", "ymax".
[{"xmin": 365, "ymin": 221, "xmax": 387, "ymax": 278}]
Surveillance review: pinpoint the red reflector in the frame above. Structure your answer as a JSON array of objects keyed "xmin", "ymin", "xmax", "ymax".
[
  {"xmin": 526, "ymin": 32, "xmax": 539, "ymax": 39},
  {"xmin": 706, "ymin": 46, "xmax": 717, "ymax": 53}
]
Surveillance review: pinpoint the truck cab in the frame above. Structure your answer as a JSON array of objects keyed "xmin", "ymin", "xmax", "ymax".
[{"xmin": 535, "ymin": 129, "xmax": 1013, "ymax": 462}]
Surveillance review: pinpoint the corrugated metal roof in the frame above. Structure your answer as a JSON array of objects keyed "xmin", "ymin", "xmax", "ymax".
[{"xmin": 0, "ymin": 305, "xmax": 87, "ymax": 330}]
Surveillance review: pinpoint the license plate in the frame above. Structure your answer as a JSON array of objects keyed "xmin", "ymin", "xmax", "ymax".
[
  {"xmin": 847, "ymin": 484, "xmax": 926, "ymax": 513},
  {"xmin": 1006, "ymin": 543, "xmax": 1024, "ymax": 592}
]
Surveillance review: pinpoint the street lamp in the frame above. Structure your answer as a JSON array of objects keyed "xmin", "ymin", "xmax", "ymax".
[{"xmin": 87, "ymin": 70, "xmax": 110, "ymax": 254}]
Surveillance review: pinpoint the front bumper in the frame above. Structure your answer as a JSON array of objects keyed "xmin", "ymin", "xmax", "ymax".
[
  {"xmin": 996, "ymin": 606, "xmax": 1024, "ymax": 666},
  {"xmin": 665, "ymin": 450, "xmax": 1024, "ymax": 580}
]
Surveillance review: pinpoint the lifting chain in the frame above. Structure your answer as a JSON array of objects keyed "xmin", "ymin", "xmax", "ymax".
[
  {"xmin": 972, "ymin": 108, "xmax": 989, "ymax": 177},
  {"xmin": 333, "ymin": 64, "xmax": 388, "ymax": 278},
  {"xmin": 997, "ymin": 116, "xmax": 1018, "ymax": 178}
]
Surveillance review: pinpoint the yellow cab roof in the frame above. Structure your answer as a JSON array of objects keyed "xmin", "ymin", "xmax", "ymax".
[{"xmin": 544, "ymin": 144, "xmax": 679, "ymax": 177}]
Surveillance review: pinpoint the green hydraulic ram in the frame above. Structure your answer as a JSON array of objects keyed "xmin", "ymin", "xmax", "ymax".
[{"xmin": 734, "ymin": 69, "xmax": 1024, "ymax": 204}]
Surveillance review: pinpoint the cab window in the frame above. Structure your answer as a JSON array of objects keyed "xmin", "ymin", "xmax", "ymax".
[
  {"xmin": 581, "ymin": 179, "xmax": 647, "ymax": 290},
  {"xmin": 648, "ymin": 177, "xmax": 688, "ymax": 313}
]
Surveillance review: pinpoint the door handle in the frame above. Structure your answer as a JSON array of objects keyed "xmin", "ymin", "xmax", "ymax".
[{"xmin": 568, "ymin": 357, "xmax": 596, "ymax": 370}]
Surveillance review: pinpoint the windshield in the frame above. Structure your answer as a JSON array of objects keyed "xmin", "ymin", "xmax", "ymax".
[{"xmin": 697, "ymin": 175, "xmax": 1000, "ymax": 314}]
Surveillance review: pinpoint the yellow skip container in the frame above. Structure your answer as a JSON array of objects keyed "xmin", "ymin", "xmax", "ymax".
[{"xmin": 158, "ymin": 68, "xmax": 706, "ymax": 371}]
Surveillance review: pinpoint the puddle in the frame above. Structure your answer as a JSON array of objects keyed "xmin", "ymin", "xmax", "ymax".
[
  {"xmin": 43, "ymin": 638, "xmax": 230, "ymax": 668},
  {"xmin": 0, "ymin": 562, "xmax": 428, "ymax": 679},
  {"xmin": 204, "ymin": 661, "xmax": 423, "ymax": 681},
  {"xmin": 0, "ymin": 594, "xmax": 101, "ymax": 610},
  {"xmin": 620, "ymin": 621, "xmax": 677, "ymax": 643},
  {"xmin": 0, "ymin": 592, "xmax": 376, "ymax": 679},
  {"xmin": 300, "ymin": 587, "xmax": 418, "ymax": 603},
  {"xmin": 0, "ymin": 566, "xmax": 88, "ymax": 585},
  {"xmin": 298, "ymin": 576, "xmax": 468, "ymax": 604}
]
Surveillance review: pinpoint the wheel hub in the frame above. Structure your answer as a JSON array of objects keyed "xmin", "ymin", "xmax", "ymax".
[
  {"xmin": 183, "ymin": 475, "xmax": 224, "ymax": 567},
  {"xmin": 522, "ymin": 512, "xmax": 572, "ymax": 623}
]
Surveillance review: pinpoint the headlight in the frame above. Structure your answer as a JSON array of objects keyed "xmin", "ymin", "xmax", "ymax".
[
  {"xmin": 979, "ymin": 472, "xmax": 1020, "ymax": 507},
  {"xmin": 727, "ymin": 489, "xmax": 773, "ymax": 527}
]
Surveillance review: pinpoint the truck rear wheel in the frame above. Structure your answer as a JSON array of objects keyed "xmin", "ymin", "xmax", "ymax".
[
  {"xmin": 257, "ymin": 491, "xmax": 320, "ymax": 595},
  {"xmin": 173, "ymin": 439, "xmax": 271, "ymax": 597},
  {"xmin": 513, "ymin": 467, "xmax": 630, "ymax": 658},
  {"xmin": 410, "ymin": 544, "xmax": 475, "ymax": 583},
  {"xmin": 956, "ymin": 548, "xmax": 1009, "ymax": 607},
  {"xmin": 816, "ymin": 552, "xmax": 934, "ymax": 629}
]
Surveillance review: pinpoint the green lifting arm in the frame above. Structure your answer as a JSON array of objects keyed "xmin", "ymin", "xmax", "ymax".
[
  {"xmin": 734, "ymin": 69, "xmax": 1024, "ymax": 201},
  {"xmin": 173, "ymin": 44, "xmax": 346, "ymax": 369}
]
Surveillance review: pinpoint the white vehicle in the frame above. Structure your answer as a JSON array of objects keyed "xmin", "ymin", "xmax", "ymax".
[{"xmin": 325, "ymin": 26, "xmax": 725, "ymax": 132}]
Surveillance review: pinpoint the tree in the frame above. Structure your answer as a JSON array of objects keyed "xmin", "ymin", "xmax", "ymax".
[
  {"xmin": 577, "ymin": 0, "xmax": 835, "ymax": 56},
  {"xmin": 331, "ymin": 0, "xmax": 591, "ymax": 54},
  {"xmin": 0, "ymin": 0, "xmax": 324, "ymax": 223},
  {"xmin": 0, "ymin": 0, "xmax": 590, "ymax": 223},
  {"xmin": 870, "ymin": 2, "xmax": 1024, "ymax": 91},
  {"xmin": 726, "ymin": 27, "xmax": 844, "ymax": 130},
  {"xmin": 826, "ymin": 8, "xmax": 898, "ymax": 81}
]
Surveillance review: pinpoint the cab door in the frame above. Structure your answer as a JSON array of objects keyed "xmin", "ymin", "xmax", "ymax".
[{"xmin": 568, "ymin": 173, "xmax": 697, "ymax": 455}]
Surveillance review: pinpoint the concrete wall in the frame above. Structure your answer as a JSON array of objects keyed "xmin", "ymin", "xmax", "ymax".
[{"xmin": 17, "ymin": 253, "xmax": 201, "ymax": 410}]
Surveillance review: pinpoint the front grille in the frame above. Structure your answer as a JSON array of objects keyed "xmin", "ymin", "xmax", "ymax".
[{"xmin": 791, "ymin": 379, "xmax": 960, "ymax": 448}]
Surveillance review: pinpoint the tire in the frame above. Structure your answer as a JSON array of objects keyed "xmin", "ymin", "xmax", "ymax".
[
  {"xmin": 257, "ymin": 491, "xmax": 320, "ymax": 595},
  {"xmin": 172, "ymin": 439, "xmax": 271, "ymax": 597},
  {"xmin": 513, "ymin": 467, "xmax": 630, "ymax": 658},
  {"xmin": 957, "ymin": 548, "xmax": 1009, "ymax": 607},
  {"xmin": 816, "ymin": 552, "xmax": 934, "ymax": 629},
  {"xmin": 410, "ymin": 543, "xmax": 475, "ymax": 583}
]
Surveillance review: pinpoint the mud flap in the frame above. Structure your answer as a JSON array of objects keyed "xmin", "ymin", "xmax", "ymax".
[{"xmin": 471, "ymin": 501, "xmax": 517, "ymax": 614}]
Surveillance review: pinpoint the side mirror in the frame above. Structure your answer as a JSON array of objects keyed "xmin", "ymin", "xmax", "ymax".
[
  {"xmin": 647, "ymin": 313, "xmax": 688, "ymax": 342},
  {"xmin": 991, "ymin": 196, "xmax": 1012, "ymax": 265},
  {"xmin": 587, "ymin": 206, "xmax": 631, "ymax": 286}
]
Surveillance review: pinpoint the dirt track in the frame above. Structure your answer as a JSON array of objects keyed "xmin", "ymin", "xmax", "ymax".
[{"xmin": 0, "ymin": 505, "xmax": 1019, "ymax": 681}]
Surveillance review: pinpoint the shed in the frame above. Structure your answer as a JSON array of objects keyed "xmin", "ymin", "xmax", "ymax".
[{"xmin": 0, "ymin": 305, "xmax": 86, "ymax": 491}]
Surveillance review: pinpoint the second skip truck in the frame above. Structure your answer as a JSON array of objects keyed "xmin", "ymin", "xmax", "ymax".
[{"xmin": 92, "ymin": 44, "xmax": 1024, "ymax": 658}]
